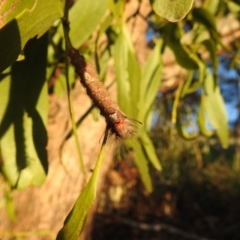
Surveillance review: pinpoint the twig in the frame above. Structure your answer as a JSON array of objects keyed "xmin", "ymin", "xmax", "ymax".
[{"xmin": 118, "ymin": 217, "xmax": 215, "ymax": 240}]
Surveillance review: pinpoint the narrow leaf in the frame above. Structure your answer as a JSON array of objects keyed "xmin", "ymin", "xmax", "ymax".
[
  {"xmin": 56, "ymin": 139, "xmax": 106, "ymax": 240},
  {"xmin": 113, "ymin": 33, "xmax": 132, "ymax": 115},
  {"xmin": 139, "ymin": 131, "xmax": 162, "ymax": 171},
  {"xmin": 69, "ymin": 0, "xmax": 108, "ymax": 47},
  {"xmin": 125, "ymin": 140, "xmax": 153, "ymax": 192},
  {"xmin": 192, "ymin": 7, "xmax": 216, "ymax": 30},
  {"xmin": 140, "ymin": 40, "xmax": 163, "ymax": 122},
  {"xmin": 164, "ymin": 24, "xmax": 198, "ymax": 70},
  {"xmin": 205, "ymin": 88, "xmax": 229, "ymax": 148},
  {"xmin": 198, "ymin": 95, "xmax": 214, "ymax": 137},
  {"xmin": 202, "ymin": 39, "xmax": 218, "ymax": 82}
]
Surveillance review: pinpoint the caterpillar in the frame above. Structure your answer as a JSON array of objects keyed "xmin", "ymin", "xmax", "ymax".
[{"xmin": 68, "ymin": 48, "xmax": 136, "ymax": 140}]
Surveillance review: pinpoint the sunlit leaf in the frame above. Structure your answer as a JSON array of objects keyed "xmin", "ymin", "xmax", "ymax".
[
  {"xmin": 140, "ymin": 40, "xmax": 163, "ymax": 125},
  {"xmin": 204, "ymin": 0, "xmax": 220, "ymax": 15},
  {"xmin": 202, "ymin": 39, "xmax": 218, "ymax": 83},
  {"xmin": 108, "ymin": 0, "xmax": 125, "ymax": 22},
  {"xmin": 203, "ymin": 67, "xmax": 216, "ymax": 95},
  {"xmin": 125, "ymin": 140, "xmax": 153, "ymax": 192},
  {"xmin": 0, "ymin": 35, "xmax": 48, "ymax": 189},
  {"xmin": 139, "ymin": 131, "xmax": 162, "ymax": 171},
  {"xmin": 198, "ymin": 95, "xmax": 214, "ymax": 137},
  {"xmin": 0, "ymin": 0, "xmax": 62, "ymax": 73},
  {"xmin": 205, "ymin": 88, "xmax": 229, "ymax": 148},
  {"xmin": 176, "ymin": 114, "xmax": 198, "ymax": 140},
  {"xmin": 69, "ymin": 0, "xmax": 108, "ymax": 48},
  {"xmin": 3, "ymin": 188, "xmax": 16, "ymax": 222},
  {"xmin": 127, "ymin": 49, "xmax": 141, "ymax": 118},
  {"xmin": 0, "ymin": 0, "xmax": 35, "ymax": 27},
  {"xmin": 181, "ymin": 72, "xmax": 193, "ymax": 98},
  {"xmin": 150, "ymin": 0, "xmax": 193, "ymax": 22},
  {"xmin": 95, "ymin": 14, "xmax": 114, "ymax": 76},
  {"xmin": 56, "ymin": 139, "xmax": 106, "ymax": 240},
  {"xmin": 113, "ymin": 32, "xmax": 132, "ymax": 116}
]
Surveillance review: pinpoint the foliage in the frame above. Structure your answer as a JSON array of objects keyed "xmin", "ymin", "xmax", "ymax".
[{"xmin": 0, "ymin": 0, "xmax": 240, "ymax": 239}]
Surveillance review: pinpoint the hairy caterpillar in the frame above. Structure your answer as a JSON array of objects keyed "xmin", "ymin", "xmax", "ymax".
[{"xmin": 68, "ymin": 48, "xmax": 135, "ymax": 140}]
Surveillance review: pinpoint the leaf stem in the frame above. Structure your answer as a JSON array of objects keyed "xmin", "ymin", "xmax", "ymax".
[{"xmin": 62, "ymin": 0, "xmax": 86, "ymax": 180}]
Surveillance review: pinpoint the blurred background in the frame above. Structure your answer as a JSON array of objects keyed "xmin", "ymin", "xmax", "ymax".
[{"xmin": 0, "ymin": 0, "xmax": 240, "ymax": 239}]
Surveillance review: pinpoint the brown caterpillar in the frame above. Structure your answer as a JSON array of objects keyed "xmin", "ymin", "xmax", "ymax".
[{"xmin": 68, "ymin": 48, "xmax": 135, "ymax": 140}]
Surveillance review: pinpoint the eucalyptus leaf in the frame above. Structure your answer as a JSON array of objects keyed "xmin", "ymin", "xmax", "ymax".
[
  {"xmin": 163, "ymin": 24, "xmax": 198, "ymax": 70},
  {"xmin": 125, "ymin": 140, "xmax": 153, "ymax": 192},
  {"xmin": 192, "ymin": 7, "xmax": 216, "ymax": 30},
  {"xmin": 205, "ymin": 88, "xmax": 229, "ymax": 148},
  {"xmin": 150, "ymin": 0, "xmax": 193, "ymax": 22},
  {"xmin": 0, "ymin": 35, "xmax": 48, "ymax": 189},
  {"xmin": 56, "ymin": 139, "xmax": 106, "ymax": 240},
  {"xmin": 202, "ymin": 39, "xmax": 218, "ymax": 82},
  {"xmin": 176, "ymin": 114, "xmax": 198, "ymax": 140},
  {"xmin": 0, "ymin": 0, "xmax": 35, "ymax": 27},
  {"xmin": 139, "ymin": 131, "xmax": 162, "ymax": 171},
  {"xmin": 0, "ymin": 0, "xmax": 63, "ymax": 73},
  {"xmin": 127, "ymin": 47, "xmax": 141, "ymax": 119},
  {"xmin": 113, "ymin": 33, "xmax": 132, "ymax": 116},
  {"xmin": 198, "ymin": 95, "xmax": 214, "ymax": 137},
  {"xmin": 69, "ymin": 0, "xmax": 108, "ymax": 48},
  {"xmin": 140, "ymin": 40, "xmax": 163, "ymax": 124}
]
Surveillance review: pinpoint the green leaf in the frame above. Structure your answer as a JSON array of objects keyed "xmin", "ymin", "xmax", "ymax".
[
  {"xmin": 192, "ymin": 7, "xmax": 216, "ymax": 30},
  {"xmin": 169, "ymin": 42, "xmax": 199, "ymax": 70},
  {"xmin": 164, "ymin": 24, "xmax": 198, "ymax": 70},
  {"xmin": 125, "ymin": 140, "xmax": 153, "ymax": 192},
  {"xmin": 139, "ymin": 39, "xmax": 163, "ymax": 125},
  {"xmin": 139, "ymin": 131, "xmax": 162, "ymax": 171},
  {"xmin": 97, "ymin": 47, "xmax": 111, "ymax": 81},
  {"xmin": 0, "ymin": 34, "xmax": 48, "ymax": 189},
  {"xmin": 192, "ymin": 7, "xmax": 228, "ymax": 51},
  {"xmin": 203, "ymin": 67, "xmax": 216, "ymax": 95},
  {"xmin": 180, "ymin": 71, "xmax": 194, "ymax": 98},
  {"xmin": 127, "ymin": 47, "xmax": 141, "ymax": 119},
  {"xmin": 3, "ymin": 188, "xmax": 16, "ymax": 222},
  {"xmin": 0, "ymin": 0, "xmax": 63, "ymax": 73},
  {"xmin": 56, "ymin": 140, "xmax": 106, "ymax": 240},
  {"xmin": 150, "ymin": 0, "xmax": 193, "ymax": 22},
  {"xmin": 198, "ymin": 95, "xmax": 214, "ymax": 137},
  {"xmin": 0, "ymin": 0, "xmax": 35, "ymax": 27},
  {"xmin": 202, "ymin": 39, "xmax": 218, "ymax": 83},
  {"xmin": 176, "ymin": 114, "xmax": 198, "ymax": 140},
  {"xmin": 168, "ymin": 42, "xmax": 198, "ymax": 70},
  {"xmin": 205, "ymin": 88, "xmax": 229, "ymax": 148},
  {"xmin": 113, "ymin": 33, "xmax": 132, "ymax": 116},
  {"xmin": 69, "ymin": 0, "xmax": 108, "ymax": 48},
  {"xmin": 204, "ymin": 0, "xmax": 220, "ymax": 15},
  {"xmin": 95, "ymin": 14, "xmax": 114, "ymax": 76},
  {"xmin": 108, "ymin": 0, "xmax": 125, "ymax": 22}
]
